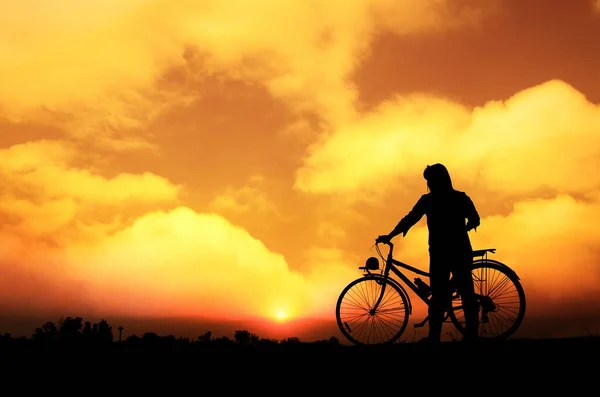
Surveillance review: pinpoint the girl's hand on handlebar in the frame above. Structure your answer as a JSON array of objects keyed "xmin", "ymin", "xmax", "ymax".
[{"xmin": 376, "ymin": 235, "xmax": 391, "ymax": 244}]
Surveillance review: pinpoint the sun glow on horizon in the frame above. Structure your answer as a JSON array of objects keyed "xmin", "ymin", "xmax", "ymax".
[{"xmin": 273, "ymin": 308, "xmax": 290, "ymax": 322}]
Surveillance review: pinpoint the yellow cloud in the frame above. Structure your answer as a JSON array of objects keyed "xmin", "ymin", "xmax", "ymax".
[
  {"xmin": 0, "ymin": 0, "xmax": 488, "ymax": 149},
  {"xmin": 0, "ymin": 140, "xmax": 181, "ymax": 243},
  {"xmin": 0, "ymin": 139, "xmax": 76, "ymax": 172},
  {"xmin": 295, "ymin": 95, "xmax": 469, "ymax": 197},
  {"xmin": 0, "ymin": 135, "xmax": 357, "ymax": 322},
  {"xmin": 0, "ymin": 135, "xmax": 358, "ymax": 324},
  {"xmin": 0, "ymin": 140, "xmax": 180, "ymax": 204},
  {"xmin": 66, "ymin": 207, "xmax": 355, "ymax": 320},
  {"xmin": 295, "ymin": 80, "xmax": 600, "ymax": 200},
  {"xmin": 0, "ymin": 197, "xmax": 77, "ymax": 236}
]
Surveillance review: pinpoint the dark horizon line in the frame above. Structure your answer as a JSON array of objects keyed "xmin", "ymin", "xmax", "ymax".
[{"xmin": 2, "ymin": 309, "xmax": 600, "ymax": 342}]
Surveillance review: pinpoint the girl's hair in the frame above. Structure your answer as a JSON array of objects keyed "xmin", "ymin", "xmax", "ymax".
[{"xmin": 423, "ymin": 163, "xmax": 454, "ymax": 192}]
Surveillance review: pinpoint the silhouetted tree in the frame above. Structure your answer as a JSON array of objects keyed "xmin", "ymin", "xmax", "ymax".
[
  {"xmin": 58, "ymin": 316, "xmax": 84, "ymax": 343},
  {"xmin": 83, "ymin": 321, "xmax": 92, "ymax": 336},
  {"xmin": 95, "ymin": 319, "xmax": 113, "ymax": 344},
  {"xmin": 212, "ymin": 336, "xmax": 235, "ymax": 348},
  {"xmin": 257, "ymin": 338, "xmax": 279, "ymax": 348},
  {"xmin": 198, "ymin": 331, "xmax": 212, "ymax": 342},
  {"xmin": 234, "ymin": 329, "xmax": 259, "ymax": 346},
  {"xmin": 143, "ymin": 332, "xmax": 160, "ymax": 342},
  {"xmin": 33, "ymin": 321, "xmax": 58, "ymax": 343},
  {"xmin": 328, "ymin": 336, "xmax": 341, "ymax": 345},
  {"xmin": 126, "ymin": 334, "xmax": 142, "ymax": 346},
  {"xmin": 80, "ymin": 319, "xmax": 113, "ymax": 346}
]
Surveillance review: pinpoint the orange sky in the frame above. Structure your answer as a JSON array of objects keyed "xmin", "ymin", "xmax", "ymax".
[{"xmin": 1, "ymin": 0, "xmax": 600, "ymax": 341}]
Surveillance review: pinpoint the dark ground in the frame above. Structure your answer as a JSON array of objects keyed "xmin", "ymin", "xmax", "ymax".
[
  {"xmin": 1, "ymin": 314, "xmax": 598, "ymax": 390},
  {"xmin": 1, "ymin": 335, "xmax": 597, "ymax": 392}
]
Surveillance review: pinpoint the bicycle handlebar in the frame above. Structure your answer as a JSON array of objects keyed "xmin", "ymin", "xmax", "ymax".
[
  {"xmin": 375, "ymin": 237, "xmax": 393, "ymax": 247},
  {"xmin": 374, "ymin": 238, "xmax": 394, "ymax": 263}
]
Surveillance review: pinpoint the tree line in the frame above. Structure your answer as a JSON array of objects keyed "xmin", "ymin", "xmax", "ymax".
[{"xmin": 0, "ymin": 316, "xmax": 344, "ymax": 352}]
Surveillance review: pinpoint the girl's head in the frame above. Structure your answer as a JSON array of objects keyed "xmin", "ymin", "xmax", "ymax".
[{"xmin": 423, "ymin": 163, "xmax": 454, "ymax": 193}]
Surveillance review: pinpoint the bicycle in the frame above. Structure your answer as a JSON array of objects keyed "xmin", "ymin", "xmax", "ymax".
[{"xmin": 335, "ymin": 239, "xmax": 526, "ymax": 345}]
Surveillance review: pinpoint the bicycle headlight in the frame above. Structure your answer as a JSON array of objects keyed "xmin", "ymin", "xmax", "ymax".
[{"xmin": 365, "ymin": 256, "xmax": 379, "ymax": 270}]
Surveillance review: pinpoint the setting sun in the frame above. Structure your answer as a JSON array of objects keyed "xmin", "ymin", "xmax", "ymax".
[{"xmin": 273, "ymin": 309, "xmax": 289, "ymax": 322}]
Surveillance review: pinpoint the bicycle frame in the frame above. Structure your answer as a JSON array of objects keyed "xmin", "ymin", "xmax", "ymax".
[
  {"xmin": 385, "ymin": 243, "xmax": 430, "ymax": 300},
  {"xmin": 363, "ymin": 241, "xmax": 488, "ymax": 329}
]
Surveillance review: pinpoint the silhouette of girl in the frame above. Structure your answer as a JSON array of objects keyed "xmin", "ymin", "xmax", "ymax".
[{"xmin": 377, "ymin": 163, "xmax": 480, "ymax": 342}]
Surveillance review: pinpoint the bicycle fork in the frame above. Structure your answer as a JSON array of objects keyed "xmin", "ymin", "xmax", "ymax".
[{"xmin": 370, "ymin": 278, "xmax": 388, "ymax": 315}]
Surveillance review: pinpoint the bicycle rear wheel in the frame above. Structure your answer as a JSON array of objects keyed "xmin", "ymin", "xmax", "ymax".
[
  {"xmin": 336, "ymin": 276, "xmax": 409, "ymax": 345},
  {"xmin": 449, "ymin": 261, "xmax": 526, "ymax": 340}
]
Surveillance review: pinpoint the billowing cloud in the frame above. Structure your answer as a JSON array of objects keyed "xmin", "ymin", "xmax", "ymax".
[
  {"xmin": 0, "ymin": 0, "xmax": 489, "ymax": 150},
  {"xmin": 0, "ymin": 138, "xmax": 182, "ymax": 315},
  {"xmin": 0, "ymin": 138, "xmax": 355, "ymax": 324},
  {"xmin": 295, "ymin": 80, "xmax": 600, "ymax": 202},
  {"xmin": 64, "ymin": 207, "xmax": 357, "ymax": 321},
  {"xmin": 67, "ymin": 207, "xmax": 305, "ymax": 319},
  {"xmin": 295, "ymin": 95, "xmax": 470, "ymax": 198},
  {"xmin": 0, "ymin": 140, "xmax": 181, "ymax": 241},
  {"xmin": 0, "ymin": 140, "xmax": 180, "ymax": 205}
]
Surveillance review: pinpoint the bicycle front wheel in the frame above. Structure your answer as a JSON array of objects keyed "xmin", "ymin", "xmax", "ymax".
[{"xmin": 336, "ymin": 276, "xmax": 409, "ymax": 345}]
